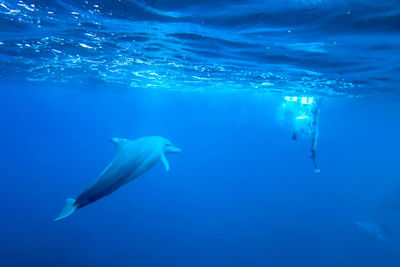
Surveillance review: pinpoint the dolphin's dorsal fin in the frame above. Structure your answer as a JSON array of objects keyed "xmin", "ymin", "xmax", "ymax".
[
  {"xmin": 161, "ymin": 153, "xmax": 170, "ymax": 171},
  {"xmin": 109, "ymin": 138, "xmax": 129, "ymax": 148}
]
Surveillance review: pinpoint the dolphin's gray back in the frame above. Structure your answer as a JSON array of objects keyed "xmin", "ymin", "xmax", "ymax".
[{"xmin": 74, "ymin": 138, "xmax": 163, "ymax": 209}]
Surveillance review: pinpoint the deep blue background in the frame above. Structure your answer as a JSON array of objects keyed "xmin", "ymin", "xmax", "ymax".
[{"xmin": 0, "ymin": 82, "xmax": 399, "ymax": 266}]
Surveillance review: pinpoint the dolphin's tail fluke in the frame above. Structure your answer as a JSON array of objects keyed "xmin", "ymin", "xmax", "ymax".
[{"xmin": 54, "ymin": 198, "xmax": 76, "ymax": 221}]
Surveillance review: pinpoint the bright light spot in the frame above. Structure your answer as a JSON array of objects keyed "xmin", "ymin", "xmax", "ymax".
[
  {"xmin": 284, "ymin": 96, "xmax": 298, "ymax": 102},
  {"xmin": 296, "ymin": 115, "xmax": 310, "ymax": 120},
  {"xmin": 79, "ymin": 43, "xmax": 93, "ymax": 49},
  {"xmin": 25, "ymin": 6, "xmax": 34, "ymax": 11},
  {"xmin": 261, "ymin": 82, "xmax": 274, "ymax": 86},
  {"xmin": 193, "ymin": 76, "xmax": 208, "ymax": 80},
  {"xmin": 301, "ymin": 97, "xmax": 314, "ymax": 104}
]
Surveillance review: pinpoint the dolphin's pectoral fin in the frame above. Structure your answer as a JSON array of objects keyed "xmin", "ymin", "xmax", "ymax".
[
  {"xmin": 161, "ymin": 153, "xmax": 170, "ymax": 171},
  {"xmin": 54, "ymin": 198, "xmax": 77, "ymax": 221},
  {"xmin": 110, "ymin": 138, "xmax": 129, "ymax": 148}
]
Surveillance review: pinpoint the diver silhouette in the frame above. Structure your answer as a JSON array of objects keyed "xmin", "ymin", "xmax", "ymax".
[{"xmin": 286, "ymin": 96, "xmax": 322, "ymax": 173}]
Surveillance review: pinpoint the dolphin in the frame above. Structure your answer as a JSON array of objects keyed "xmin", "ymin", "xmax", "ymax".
[
  {"xmin": 55, "ymin": 136, "xmax": 181, "ymax": 221},
  {"xmin": 355, "ymin": 221, "xmax": 386, "ymax": 240}
]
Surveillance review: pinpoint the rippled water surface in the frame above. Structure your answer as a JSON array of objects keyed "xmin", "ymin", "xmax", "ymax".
[{"xmin": 1, "ymin": 0, "xmax": 399, "ymax": 96}]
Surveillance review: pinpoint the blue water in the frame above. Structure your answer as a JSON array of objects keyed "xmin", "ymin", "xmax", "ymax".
[{"xmin": 1, "ymin": 0, "xmax": 400, "ymax": 266}]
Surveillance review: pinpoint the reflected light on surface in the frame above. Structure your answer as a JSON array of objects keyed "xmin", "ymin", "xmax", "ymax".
[{"xmin": 284, "ymin": 96, "xmax": 314, "ymax": 105}]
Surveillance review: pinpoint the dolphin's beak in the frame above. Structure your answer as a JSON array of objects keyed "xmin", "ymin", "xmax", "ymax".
[{"xmin": 170, "ymin": 146, "xmax": 181, "ymax": 153}]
